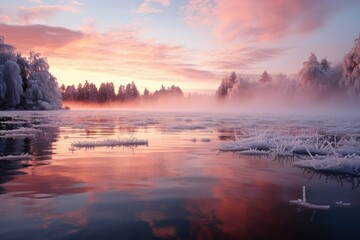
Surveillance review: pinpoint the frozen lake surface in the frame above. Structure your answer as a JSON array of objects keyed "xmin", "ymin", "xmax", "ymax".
[{"xmin": 0, "ymin": 110, "xmax": 360, "ymax": 239}]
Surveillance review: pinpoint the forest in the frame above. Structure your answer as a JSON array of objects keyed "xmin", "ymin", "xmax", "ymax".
[
  {"xmin": 60, "ymin": 81, "xmax": 183, "ymax": 103},
  {"xmin": 216, "ymin": 33, "xmax": 360, "ymax": 103}
]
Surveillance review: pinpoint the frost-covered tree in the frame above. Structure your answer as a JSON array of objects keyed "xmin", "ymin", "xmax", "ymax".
[
  {"xmin": 153, "ymin": 84, "xmax": 183, "ymax": 98},
  {"xmin": 2, "ymin": 61, "xmax": 23, "ymax": 107},
  {"xmin": 88, "ymin": 82, "xmax": 98, "ymax": 102},
  {"xmin": 299, "ymin": 53, "xmax": 325, "ymax": 90},
  {"xmin": 342, "ymin": 33, "xmax": 360, "ymax": 94},
  {"xmin": 0, "ymin": 38, "xmax": 23, "ymax": 108},
  {"xmin": 124, "ymin": 82, "xmax": 140, "ymax": 101},
  {"xmin": 299, "ymin": 52, "xmax": 342, "ymax": 96},
  {"xmin": 258, "ymin": 70, "xmax": 271, "ymax": 83},
  {"xmin": 76, "ymin": 83, "xmax": 85, "ymax": 101},
  {"xmin": 320, "ymin": 58, "xmax": 330, "ymax": 71},
  {"xmin": 0, "ymin": 36, "xmax": 17, "ymax": 65},
  {"xmin": 117, "ymin": 84, "xmax": 126, "ymax": 101},
  {"xmin": 63, "ymin": 85, "xmax": 77, "ymax": 101},
  {"xmin": 216, "ymin": 72, "xmax": 237, "ymax": 98},
  {"xmin": 143, "ymin": 88, "xmax": 150, "ymax": 98},
  {"xmin": 25, "ymin": 52, "xmax": 62, "ymax": 109},
  {"xmin": 0, "ymin": 36, "xmax": 62, "ymax": 109},
  {"xmin": 98, "ymin": 82, "xmax": 115, "ymax": 102},
  {"xmin": 229, "ymin": 75, "xmax": 251, "ymax": 99}
]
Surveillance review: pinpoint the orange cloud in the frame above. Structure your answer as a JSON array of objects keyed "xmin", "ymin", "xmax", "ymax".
[{"xmin": 184, "ymin": 0, "xmax": 340, "ymax": 41}]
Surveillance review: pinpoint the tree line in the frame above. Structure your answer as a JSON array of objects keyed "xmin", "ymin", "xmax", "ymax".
[
  {"xmin": 60, "ymin": 81, "xmax": 183, "ymax": 103},
  {"xmin": 216, "ymin": 33, "xmax": 360, "ymax": 101}
]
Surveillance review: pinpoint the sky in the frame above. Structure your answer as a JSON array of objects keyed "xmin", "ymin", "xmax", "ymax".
[{"xmin": 1, "ymin": 0, "xmax": 360, "ymax": 93}]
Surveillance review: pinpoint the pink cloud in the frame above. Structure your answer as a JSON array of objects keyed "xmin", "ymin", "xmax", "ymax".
[
  {"xmin": 17, "ymin": 5, "xmax": 80, "ymax": 24},
  {"xmin": 136, "ymin": 0, "xmax": 171, "ymax": 14},
  {"xmin": 205, "ymin": 47, "xmax": 287, "ymax": 70},
  {"xmin": 0, "ymin": 1, "xmax": 82, "ymax": 25},
  {"xmin": 0, "ymin": 22, "xmax": 215, "ymax": 86},
  {"xmin": 184, "ymin": 0, "xmax": 339, "ymax": 41},
  {"xmin": 0, "ymin": 23, "xmax": 84, "ymax": 51}
]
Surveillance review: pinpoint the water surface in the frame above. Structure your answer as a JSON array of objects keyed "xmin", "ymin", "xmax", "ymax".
[{"xmin": 0, "ymin": 110, "xmax": 359, "ymax": 240}]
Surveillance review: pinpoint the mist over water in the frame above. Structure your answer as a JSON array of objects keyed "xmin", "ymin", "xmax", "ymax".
[{"xmin": 0, "ymin": 110, "xmax": 360, "ymax": 239}]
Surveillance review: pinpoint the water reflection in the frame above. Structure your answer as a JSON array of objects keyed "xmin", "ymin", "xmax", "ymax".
[
  {"xmin": 0, "ymin": 116, "xmax": 60, "ymax": 193},
  {"xmin": 0, "ymin": 111, "xmax": 360, "ymax": 239},
  {"xmin": 301, "ymin": 168, "xmax": 360, "ymax": 189}
]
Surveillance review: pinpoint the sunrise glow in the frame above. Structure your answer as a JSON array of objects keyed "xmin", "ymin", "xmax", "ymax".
[{"xmin": 1, "ymin": 0, "xmax": 359, "ymax": 92}]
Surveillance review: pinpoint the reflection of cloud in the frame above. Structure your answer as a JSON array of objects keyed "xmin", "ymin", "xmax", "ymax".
[
  {"xmin": 184, "ymin": 0, "xmax": 357, "ymax": 42},
  {"xmin": 185, "ymin": 155, "xmax": 298, "ymax": 239},
  {"xmin": 139, "ymin": 211, "xmax": 177, "ymax": 238},
  {"xmin": 4, "ymin": 174, "xmax": 89, "ymax": 198}
]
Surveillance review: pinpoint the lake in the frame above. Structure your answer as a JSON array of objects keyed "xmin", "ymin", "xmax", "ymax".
[{"xmin": 0, "ymin": 110, "xmax": 359, "ymax": 240}]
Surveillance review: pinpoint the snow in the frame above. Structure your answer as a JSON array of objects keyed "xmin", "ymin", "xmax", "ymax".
[
  {"xmin": 71, "ymin": 137, "xmax": 149, "ymax": 149},
  {"xmin": 0, "ymin": 153, "xmax": 31, "ymax": 160},
  {"xmin": 237, "ymin": 149, "xmax": 270, "ymax": 156},
  {"xmin": 0, "ymin": 133, "xmax": 35, "ymax": 139}
]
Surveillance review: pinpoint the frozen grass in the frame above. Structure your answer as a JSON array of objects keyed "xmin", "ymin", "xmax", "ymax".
[
  {"xmin": 218, "ymin": 130, "xmax": 360, "ymax": 176},
  {"xmin": 71, "ymin": 137, "xmax": 148, "ymax": 149},
  {"xmin": 294, "ymin": 154, "xmax": 360, "ymax": 176},
  {"xmin": 290, "ymin": 186, "xmax": 330, "ymax": 210},
  {"xmin": 335, "ymin": 201, "xmax": 351, "ymax": 207},
  {"xmin": 290, "ymin": 199, "xmax": 330, "ymax": 210},
  {"xmin": 0, "ymin": 153, "xmax": 32, "ymax": 160},
  {"xmin": 217, "ymin": 130, "xmax": 331, "ymax": 156}
]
